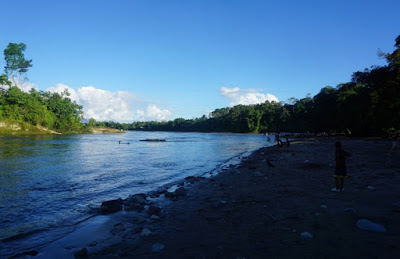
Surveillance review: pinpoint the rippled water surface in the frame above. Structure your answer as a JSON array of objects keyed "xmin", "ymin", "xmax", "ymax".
[{"xmin": 0, "ymin": 131, "xmax": 270, "ymax": 256}]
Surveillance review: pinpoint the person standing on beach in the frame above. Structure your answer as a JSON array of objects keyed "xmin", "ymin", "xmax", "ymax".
[
  {"xmin": 388, "ymin": 133, "xmax": 400, "ymax": 156},
  {"xmin": 332, "ymin": 141, "xmax": 351, "ymax": 192}
]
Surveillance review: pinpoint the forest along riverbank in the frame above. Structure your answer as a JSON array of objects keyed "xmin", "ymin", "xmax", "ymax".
[{"xmin": 35, "ymin": 137, "xmax": 400, "ymax": 258}]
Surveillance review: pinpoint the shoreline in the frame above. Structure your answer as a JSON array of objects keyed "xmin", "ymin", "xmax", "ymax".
[
  {"xmin": 26, "ymin": 137, "xmax": 400, "ymax": 257},
  {"xmin": 5, "ymin": 138, "xmax": 270, "ymax": 258}
]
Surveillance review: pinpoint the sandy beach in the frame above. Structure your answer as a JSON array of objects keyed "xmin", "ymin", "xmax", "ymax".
[{"xmin": 36, "ymin": 137, "xmax": 400, "ymax": 259}]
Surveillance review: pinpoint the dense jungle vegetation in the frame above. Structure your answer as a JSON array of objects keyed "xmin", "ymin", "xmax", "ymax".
[
  {"xmin": 95, "ymin": 35, "xmax": 400, "ymax": 136},
  {"xmin": 1, "ymin": 35, "xmax": 399, "ymax": 136},
  {"xmin": 0, "ymin": 43, "xmax": 85, "ymax": 133}
]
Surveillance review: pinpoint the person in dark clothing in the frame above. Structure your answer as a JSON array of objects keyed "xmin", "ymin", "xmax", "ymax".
[
  {"xmin": 275, "ymin": 134, "xmax": 282, "ymax": 147},
  {"xmin": 388, "ymin": 133, "xmax": 400, "ymax": 156},
  {"xmin": 332, "ymin": 141, "xmax": 351, "ymax": 192}
]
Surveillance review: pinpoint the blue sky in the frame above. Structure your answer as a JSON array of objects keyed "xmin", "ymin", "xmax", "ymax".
[{"xmin": 1, "ymin": 0, "xmax": 399, "ymax": 122}]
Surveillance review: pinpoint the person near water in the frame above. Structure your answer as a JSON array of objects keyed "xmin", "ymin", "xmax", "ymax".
[
  {"xmin": 332, "ymin": 141, "xmax": 351, "ymax": 192},
  {"xmin": 275, "ymin": 134, "xmax": 283, "ymax": 147},
  {"xmin": 285, "ymin": 138, "xmax": 290, "ymax": 147},
  {"xmin": 388, "ymin": 133, "xmax": 400, "ymax": 156}
]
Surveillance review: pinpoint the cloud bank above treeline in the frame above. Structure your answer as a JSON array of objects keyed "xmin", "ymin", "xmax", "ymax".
[{"xmin": 8, "ymin": 80, "xmax": 278, "ymax": 122}]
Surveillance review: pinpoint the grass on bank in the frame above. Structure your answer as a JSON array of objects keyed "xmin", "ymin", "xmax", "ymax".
[{"xmin": 0, "ymin": 119, "xmax": 124, "ymax": 135}]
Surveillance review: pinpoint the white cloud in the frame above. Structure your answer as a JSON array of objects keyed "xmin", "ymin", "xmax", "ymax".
[
  {"xmin": 46, "ymin": 83, "xmax": 79, "ymax": 102},
  {"xmin": 147, "ymin": 104, "xmax": 172, "ymax": 121},
  {"xmin": 220, "ymin": 86, "xmax": 278, "ymax": 106},
  {"xmin": 2, "ymin": 77, "xmax": 38, "ymax": 92},
  {"xmin": 136, "ymin": 105, "xmax": 172, "ymax": 121},
  {"xmin": 46, "ymin": 83, "xmax": 172, "ymax": 122}
]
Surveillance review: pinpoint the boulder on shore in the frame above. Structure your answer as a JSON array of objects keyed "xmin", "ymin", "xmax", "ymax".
[
  {"xmin": 99, "ymin": 198, "xmax": 123, "ymax": 214},
  {"xmin": 147, "ymin": 205, "xmax": 161, "ymax": 216},
  {"xmin": 124, "ymin": 194, "xmax": 147, "ymax": 211}
]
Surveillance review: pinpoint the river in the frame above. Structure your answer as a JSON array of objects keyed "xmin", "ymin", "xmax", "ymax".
[{"xmin": 0, "ymin": 131, "xmax": 272, "ymax": 256}]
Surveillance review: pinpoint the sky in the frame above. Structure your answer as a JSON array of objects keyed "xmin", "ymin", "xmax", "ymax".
[{"xmin": 0, "ymin": 0, "xmax": 399, "ymax": 122}]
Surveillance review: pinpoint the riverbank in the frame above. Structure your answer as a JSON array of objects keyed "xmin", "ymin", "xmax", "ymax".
[
  {"xmin": 0, "ymin": 119, "xmax": 61, "ymax": 135},
  {"xmin": 0, "ymin": 119, "xmax": 123, "ymax": 134},
  {"xmin": 38, "ymin": 137, "xmax": 400, "ymax": 258}
]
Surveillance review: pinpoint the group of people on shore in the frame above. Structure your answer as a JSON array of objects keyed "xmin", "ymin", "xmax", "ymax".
[{"xmin": 273, "ymin": 134, "xmax": 290, "ymax": 147}]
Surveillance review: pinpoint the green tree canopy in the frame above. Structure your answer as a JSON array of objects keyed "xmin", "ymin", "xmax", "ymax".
[{"xmin": 4, "ymin": 43, "xmax": 33, "ymax": 86}]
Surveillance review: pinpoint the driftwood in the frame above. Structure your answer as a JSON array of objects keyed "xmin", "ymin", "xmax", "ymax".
[{"xmin": 140, "ymin": 139, "xmax": 166, "ymax": 142}]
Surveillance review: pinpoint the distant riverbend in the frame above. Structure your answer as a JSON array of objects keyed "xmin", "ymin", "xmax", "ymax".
[{"xmin": 0, "ymin": 131, "xmax": 271, "ymax": 256}]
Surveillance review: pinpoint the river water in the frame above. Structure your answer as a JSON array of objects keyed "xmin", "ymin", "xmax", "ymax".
[{"xmin": 0, "ymin": 131, "xmax": 271, "ymax": 256}]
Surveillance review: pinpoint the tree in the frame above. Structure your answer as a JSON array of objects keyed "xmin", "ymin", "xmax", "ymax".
[
  {"xmin": 0, "ymin": 74, "xmax": 11, "ymax": 101},
  {"xmin": 0, "ymin": 74, "xmax": 11, "ymax": 86},
  {"xmin": 4, "ymin": 43, "xmax": 33, "ymax": 86}
]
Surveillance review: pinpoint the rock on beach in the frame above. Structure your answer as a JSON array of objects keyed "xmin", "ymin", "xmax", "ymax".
[
  {"xmin": 152, "ymin": 243, "xmax": 165, "ymax": 253},
  {"xmin": 99, "ymin": 198, "xmax": 123, "ymax": 214},
  {"xmin": 356, "ymin": 219, "xmax": 387, "ymax": 233}
]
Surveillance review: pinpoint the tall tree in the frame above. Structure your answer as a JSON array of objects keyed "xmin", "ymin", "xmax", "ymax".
[
  {"xmin": 4, "ymin": 43, "xmax": 33, "ymax": 86},
  {"xmin": 0, "ymin": 74, "xmax": 11, "ymax": 86},
  {"xmin": 0, "ymin": 74, "xmax": 11, "ymax": 100}
]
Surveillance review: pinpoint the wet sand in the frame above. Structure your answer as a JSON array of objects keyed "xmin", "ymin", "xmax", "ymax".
[{"xmin": 39, "ymin": 137, "xmax": 400, "ymax": 258}]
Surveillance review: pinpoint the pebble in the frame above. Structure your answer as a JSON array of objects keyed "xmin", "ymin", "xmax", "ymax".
[
  {"xmin": 367, "ymin": 186, "xmax": 376, "ymax": 190},
  {"xmin": 140, "ymin": 228, "xmax": 152, "ymax": 237},
  {"xmin": 356, "ymin": 219, "xmax": 386, "ymax": 232},
  {"xmin": 88, "ymin": 241, "xmax": 98, "ymax": 247},
  {"xmin": 254, "ymin": 171, "xmax": 264, "ymax": 177},
  {"xmin": 300, "ymin": 232, "xmax": 313, "ymax": 239},
  {"xmin": 213, "ymin": 200, "xmax": 227, "ymax": 208},
  {"xmin": 152, "ymin": 243, "xmax": 165, "ymax": 253},
  {"xmin": 344, "ymin": 208, "xmax": 356, "ymax": 213},
  {"xmin": 150, "ymin": 215, "xmax": 160, "ymax": 220}
]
